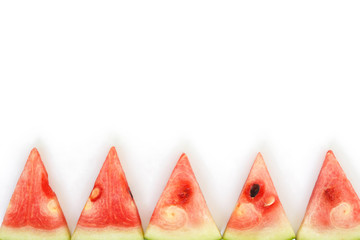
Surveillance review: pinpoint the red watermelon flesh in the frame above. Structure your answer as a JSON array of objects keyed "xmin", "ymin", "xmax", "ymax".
[
  {"xmin": 223, "ymin": 153, "xmax": 295, "ymax": 240},
  {"xmin": 297, "ymin": 150, "xmax": 360, "ymax": 240},
  {"xmin": 144, "ymin": 153, "xmax": 221, "ymax": 240},
  {"xmin": 0, "ymin": 148, "xmax": 70, "ymax": 240},
  {"xmin": 71, "ymin": 147, "xmax": 143, "ymax": 240}
]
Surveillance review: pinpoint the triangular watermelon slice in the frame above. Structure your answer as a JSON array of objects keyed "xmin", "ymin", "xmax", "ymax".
[
  {"xmin": 223, "ymin": 153, "xmax": 295, "ymax": 240},
  {"xmin": 0, "ymin": 148, "xmax": 70, "ymax": 240},
  {"xmin": 144, "ymin": 153, "xmax": 221, "ymax": 240},
  {"xmin": 297, "ymin": 150, "xmax": 360, "ymax": 240},
  {"xmin": 71, "ymin": 147, "xmax": 143, "ymax": 240}
]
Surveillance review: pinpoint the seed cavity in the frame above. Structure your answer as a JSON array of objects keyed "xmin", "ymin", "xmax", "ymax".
[
  {"xmin": 250, "ymin": 184, "xmax": 260, "ymax": 198},
  {"xmin": 330, "ymin": 202, "xmax": 355, "ymax": 229},
  {"xmin": 159, "ymin": 205, "xmax": 188, "ymax": 230},
  {"xmin": 234, "ymin": 203, "xmax": 261, "ymax": 229},
  {"xmin": 47, "ymin": 199, "xmax": 59, "ymax": 213}
]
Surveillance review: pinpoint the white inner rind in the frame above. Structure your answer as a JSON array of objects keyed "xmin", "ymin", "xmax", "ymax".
[
  {"xmin": 71, "ymin": 226, "xmax": 144, "ymax": 240},
  {"xmin": 296, "ymin": 225, "xmax": 360, "ymax": 240},
  {"xmin": 144, "ymin": 223, "xmax": 221, "ymax": 240},
  {"xmin": 223, "ymin": 221, "xmax": 295, "ymax": 240},
  {"xmin": 223, "ymin": 228, "xmax": 295, "ymax": 240},
  {"xmin": 0, "ymin": 226, "xmax": 70, "ymax": 240}
]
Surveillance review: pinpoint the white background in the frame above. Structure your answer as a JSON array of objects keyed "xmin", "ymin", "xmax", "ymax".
[{"xmin": 1, "ymin": 0, "xmax": 360, "ymax": 236}]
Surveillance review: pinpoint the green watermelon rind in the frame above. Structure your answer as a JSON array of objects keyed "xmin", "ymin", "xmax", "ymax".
[
  {"xmin": 144, "ymin": 223, "xmax": 222, "ymax": 240},
  {"xmin": 0, "ymin": 226, "xmax": 70, "ymax": 240},
  {"xmin": 71, "ymin": 226, "xmax": 144, "ymax": 240},
  {"xmin": 297, "ymin": 225, "xmax": 360, "ymax": 240},
  {"xmin": 223, "ymin": 226, "xmax": 295, "ymax": 240}
]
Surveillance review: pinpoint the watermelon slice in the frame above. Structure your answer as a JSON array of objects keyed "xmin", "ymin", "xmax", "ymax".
[
  {"xmin": 223, "ymin": 153, "xmax": 295, "ymax": 240},
  {"xmin": 297, "ymin": 150, "xmax": 360, "ymax": 240},
  {"xmin": 0, "ymin": 148, "xmax": 70, "ymax": 240},
  {"xmin": 71, "ymin": 147, "xmax": 143, "ymax": 240},
  {"xmin": 144, "ymin": 153, "xmax": 221, "ymax": 240}
]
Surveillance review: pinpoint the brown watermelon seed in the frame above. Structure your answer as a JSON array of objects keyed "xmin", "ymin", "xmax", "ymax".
[
  {"xmin": 90, "ymin": 186, "xmax": 102, "ymax": 202},
  {"xmin": 250, "ymin": 184, "xmax": 260, "ymax": 198}
]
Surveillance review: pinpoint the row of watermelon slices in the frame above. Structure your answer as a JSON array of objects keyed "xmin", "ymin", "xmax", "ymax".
[{"xmin": 0, "ymin": 148, "xmax": 359, "ymax": 240}]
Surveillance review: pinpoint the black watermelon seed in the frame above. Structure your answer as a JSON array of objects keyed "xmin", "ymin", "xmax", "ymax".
[
  {"xmin": 250, "ymin": 184, "xmax": 260, "ymax": 198},
  {"xmin": 128, "ymin": 189, "xmax": 134, "ymax": 199}
]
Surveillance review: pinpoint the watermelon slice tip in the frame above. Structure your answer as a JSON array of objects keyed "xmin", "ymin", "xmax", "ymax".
[
  {"xmin": 297, "ymin": 150, "xmax": 360, "ymax": 240},
  {"xmin": 0, "ymin": 148, "xmax": 71, "ymax": 240},
  {"xmin": 223, "ymin": 152, "xmax": 295, "ymax": 240},
  {"xmin": 71, "ymin": 146, "xmax": 143, "ymax": 240},
  {"xmin": 144, "ymin": 153, "xmax": 221, "ymax": 240}
]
